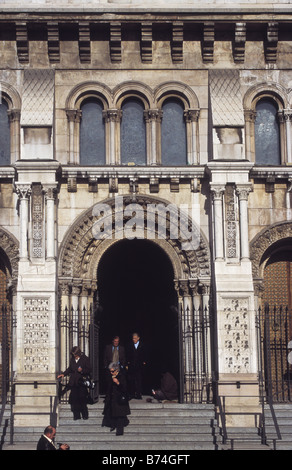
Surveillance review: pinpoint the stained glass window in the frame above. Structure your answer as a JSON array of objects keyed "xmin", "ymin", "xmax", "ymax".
[
  {"xmin": 161, "ymin": 98, "xmax": 187, "ymax": 166},
  {"xmin": 80, "ymin": 99, "xmax": 105, "ymax": 165},
  {"xmin": 0, "ymin": 101, "xmax": 10, "ymax": 165},
  {"xmin": 121, "ymin": 98, "xmax": 146, "ymax": 165},
  {"xmin": 255, "ymin": 99, "xmax": 281, "ymax": 165}
]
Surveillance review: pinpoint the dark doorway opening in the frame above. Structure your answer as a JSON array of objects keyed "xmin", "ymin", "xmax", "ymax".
[{"xmin": 97, "ymin": 239, "xmax": 179, "ymax": 396}]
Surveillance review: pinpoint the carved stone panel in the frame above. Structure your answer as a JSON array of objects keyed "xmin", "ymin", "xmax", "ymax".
[
  {"xmin": 23, "ymin": 298, "xmax": 50, "ymax": 373},
  {"xmin": 222, "ymin": 298, "xmax": 250, "ymax": 374}
]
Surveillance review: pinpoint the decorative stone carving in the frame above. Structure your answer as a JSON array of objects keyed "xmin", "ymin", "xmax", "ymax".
[
  {"xmin": 222, "ymin": 298, "xmax": 250, "ymax": 374},
  {"xmin": 225, "ymin": 184, "xmax": 237, "ymax": 259},
  {"xmin": 21, "ymin": 69, "xmax": 55, "ymax": 126},
  {"xmin": 250, "ymin": 221, "xmax": 292, "ymax": 280},
  {"xmin": 23, "ymin": 298, "xmax": 50, "ymax": 373},
  {"xmin": 31, "ymin": 183, "xmax": 44, "ymax": 259},
  {"xmin": 0, "ymin": 227, "xmax": 19, "ymax": 281},
  {"xmin": 58, "ymin": 194, "xmax": 211, "ymax": 281},
  {"xmin": 202, "ymin": 22, "xmax": 214, "ymax": 63}
]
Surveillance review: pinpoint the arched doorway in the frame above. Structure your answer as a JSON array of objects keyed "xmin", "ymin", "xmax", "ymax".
[
  {"xmin": 58, "ymin": 194, "xmax": 212, "ymax": 403},
  {"xmin": 97, "ymin": 239, "xmax": 179, "ymax": 395},
  {"xmin": 251, "ymin": 226, "xmax": 292, "ymax": 402}
]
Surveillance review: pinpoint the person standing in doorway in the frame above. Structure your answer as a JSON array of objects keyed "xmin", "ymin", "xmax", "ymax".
[
  {"xmin": 126, "ymin": 332, "xmax": 147, "ymax": 399},
  {"xmin": 104, "ymin": 336, "xmax": 126, "ymax": 371},
  {"xmin": 57, "ymin": 346, "xmax": 91, "ymax": 421}
]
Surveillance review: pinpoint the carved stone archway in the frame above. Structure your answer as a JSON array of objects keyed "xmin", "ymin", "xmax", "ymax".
[
  {"xmin": 0, "ymin": 227, "xmax": 19, "ymax": 291},
  {"xmin": 250, "ymin": 220, "xmax": 292, "ymax": 301},
  {"xmin": 58, "ymin": 194, "xmax": 212, "ymax": 402}
]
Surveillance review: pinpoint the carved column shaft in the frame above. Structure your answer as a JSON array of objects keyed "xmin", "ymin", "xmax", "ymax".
[
  {"xmin": 184, "ymin": 109, "xmax": 200, "ymax": 165},
  {"xmin": 236, "ymin": 185, "xmax": 252, "ymax": 260},
  {"xmin": 211, "ymin": 185, "xmax": 225, "ymax": 260},
  {"xmin": 15, "ymin": 184, "xmax": 31, "ymax": 260}
]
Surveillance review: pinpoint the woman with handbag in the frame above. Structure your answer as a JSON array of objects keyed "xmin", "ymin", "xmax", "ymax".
[
  {"xmin": 102, "ymin": 362, "xmax": 131, "ymax": 436},
  {"xmin": 57, "ymin": 346, "xmax": 91, "ymax": 421}
]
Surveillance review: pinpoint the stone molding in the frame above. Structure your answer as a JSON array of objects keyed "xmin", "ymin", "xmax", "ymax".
[
  {"xmin": 58, "ymin": 194, "xmax": 211, "ymax": 283},
  {"xmin": 250, "ymin": 220, "xmax": 292, "ymax": 280}
]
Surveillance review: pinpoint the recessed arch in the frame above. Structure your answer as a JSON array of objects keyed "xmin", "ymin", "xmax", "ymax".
[
  {"xmin": 65, "ymin": 81, "xmax": 113, "ymax": 110},
  {"xmin": 58, "ymin": 194, "xmax": 211, "ymax": 283},
  {"xmin": 0, "ymin": 226, "xmax": 19, "ymax": 284},
  {"xmin": 154, "ymin": 81, "xmax": 200, "ymax": 110},
  {"xmin": 243, "ymin": 82, "xmax": 288, "ymax": 111},
  {"xmin": 113, "ymin": 81, "xmax": 153, "ymax": 109},
  {"xmin": 250, "ymin": 221, "xmax": 292, "ymax": 281}
]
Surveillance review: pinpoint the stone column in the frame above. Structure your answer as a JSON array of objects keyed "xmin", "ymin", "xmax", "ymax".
[
  {"xmin": 210, "ymin": 185, "xmax": 225, "ymax": 260},
  {"xmin": 244, "ymin": 109, "xmax": 256, "ymax": 162},
  {"xmin": 236, "ymin": 184, "xmax": 252, "ymax": 260},
  {"xmin": 15, "ymin": 183, "xmax": 31, "ymax": 260},
  {"xmin": 103, "ymin": 109, "xmax": 122, "ymax": 165},
  {"xmin": 283, "ymin": 109, "xmax": 292, "ymax": 164},
  {"xmin": 144, "ymin": 109, "xmax": 163, "ymax": 165},
  {"xmin": 8, "ymin": 108, "xmax": 21, "ymax": 163},
  {"xmin": 66, "ymin": 109, "xmax": 82, "ymax": 164},
  {"xmin": 184, "ymin": 109, "xmax": 200, "ymax": 165},
  {"xmin": 44, "ymin": 185, "xmax": 57, "ymax": 260},
  {"xmin": 70, "ymin": 283, "xmax": 81, "ymax": 348}
]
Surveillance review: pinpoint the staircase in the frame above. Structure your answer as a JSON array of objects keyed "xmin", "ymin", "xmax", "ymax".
[
  {"xmin": 1, "ymin": 398, "xmax": 218, "ymax": 450},
  {"xmin": 264, "ymin": 403, "xmax": 292, "ymax": 450},
  {"xmin": 55, "ymin": 399, "xmax": 218, "ymax": 450}
]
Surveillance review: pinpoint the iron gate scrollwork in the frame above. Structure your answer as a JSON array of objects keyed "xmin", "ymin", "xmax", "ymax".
[
  {"xmin": 0, "ymin": 303, "xmax": 15, "ymax": 421},
  {"xmin": 257, "ymin": 305, "xmax": 292, "ymax": 403},
  {"xmin": 179, "ymin": 304, "xmax": 213, "ymax": 403},
  {"xmin": 58, "ymin": 305, "xmax": 99, "ymax": 403}
]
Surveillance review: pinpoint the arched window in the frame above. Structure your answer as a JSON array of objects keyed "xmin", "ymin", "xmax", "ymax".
[
  {"xmin": 0, "ymin": 100, "xmax": 10, "ymax": 165},
  {"xmin": 161, "ymin": 98, "xmax": 187, "ymax": 166},
  {"xmin": 80, "ymin": 99, "xmax": 105, "ymax": 165},
  {"xmin": 255, "ymin": 99, "xmax": 281, "ymax": 165},
  {"xmin": 121, "ymin": 98, "xmax": 146, "ymax": 165}
]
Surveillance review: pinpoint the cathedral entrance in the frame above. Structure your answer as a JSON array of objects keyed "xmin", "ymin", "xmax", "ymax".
[{"xmin": 97, "ymin": 239, "xmax": 180, "ymax": 397}]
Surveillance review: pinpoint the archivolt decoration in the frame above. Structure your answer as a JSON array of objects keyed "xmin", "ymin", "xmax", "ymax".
[
  {"xmin": 58, "ymin": 194, "xmax": 211, "ymax": 283},
  {"xmin": 250, "ymin": 220, "xmax": 292, "ymax": 280},
  {"xmin": 0, "ymin": 226, "xmax": 19, "ymax": 282},
  {"xmin": 65, "ymin": 80, "xmax": 200, "ymax": 111}
]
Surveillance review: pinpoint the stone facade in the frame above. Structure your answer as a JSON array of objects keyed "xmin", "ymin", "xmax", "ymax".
[{"xmin": 0, "ymin": 0, "xmax": 292, "ymax": 426}]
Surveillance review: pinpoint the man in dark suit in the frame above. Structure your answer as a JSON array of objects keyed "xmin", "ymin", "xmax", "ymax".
[
  {"xmin": 36, "ymin": 426, "xmax": 69, "ymax": 450},
  {"xmin": 126, "ymin": 332, "xmax": 147, "ymax": 399},
  {"xmin": 104, "ymin": 336, "xmax": 126, "ymax": 371}
]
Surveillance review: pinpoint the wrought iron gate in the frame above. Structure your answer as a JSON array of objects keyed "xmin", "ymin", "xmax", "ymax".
[
  {"xmin": 257, "ymin": 305, "xmax": 292, "ymax": 403},
  {"xmin": 179, "ymin": 304, "xmax": 213, "ymax": 403},
  {"xmin": 58, "ymin": 305, "xmax": 99, "ymax": 403},
  {"xmin": 0, "ymin": 303, "xmax": 14, "ymax": 416}
]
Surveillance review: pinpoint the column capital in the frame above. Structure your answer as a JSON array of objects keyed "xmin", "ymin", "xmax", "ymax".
[
  {"xmin": 244, "ymin": 109, "xmax": 257, "ymax": 123},
  {"xmin": 184, "ymin": 109, "xmax": 200, "ymax": 123},
  {"xmin": 14, "ymin": 183, "xmax": 31, "ymax": 199},
  {"xmin": 43, "ymin": 184, "xmax": 58, "ymax": 200},
  {"xmin": 102, "ymin": 108, "xmax": 122, "ymax": 123},
  {"xmin": 210, "ymin": 184, "xmax": 225, "ymax": 200},
  {"xmin": 66, "ymin": 108, "xmax": 82, "ymax": 123},
  {"xmin": 236, "ymin": 184, "xmax": 253, "ymax": 200},
  {"xmin": 144, "ymin": 109, "xmax": 163, "ymax": 122}
]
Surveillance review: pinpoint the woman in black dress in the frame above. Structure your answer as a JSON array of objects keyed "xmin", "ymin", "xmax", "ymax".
[
  {"xmin": 102, "ymin": 362, "xmax": 131, "ymax": 436},
  {"xmin": 58, "ymin": 346, "xmax": 91, "ymax": 420}
]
